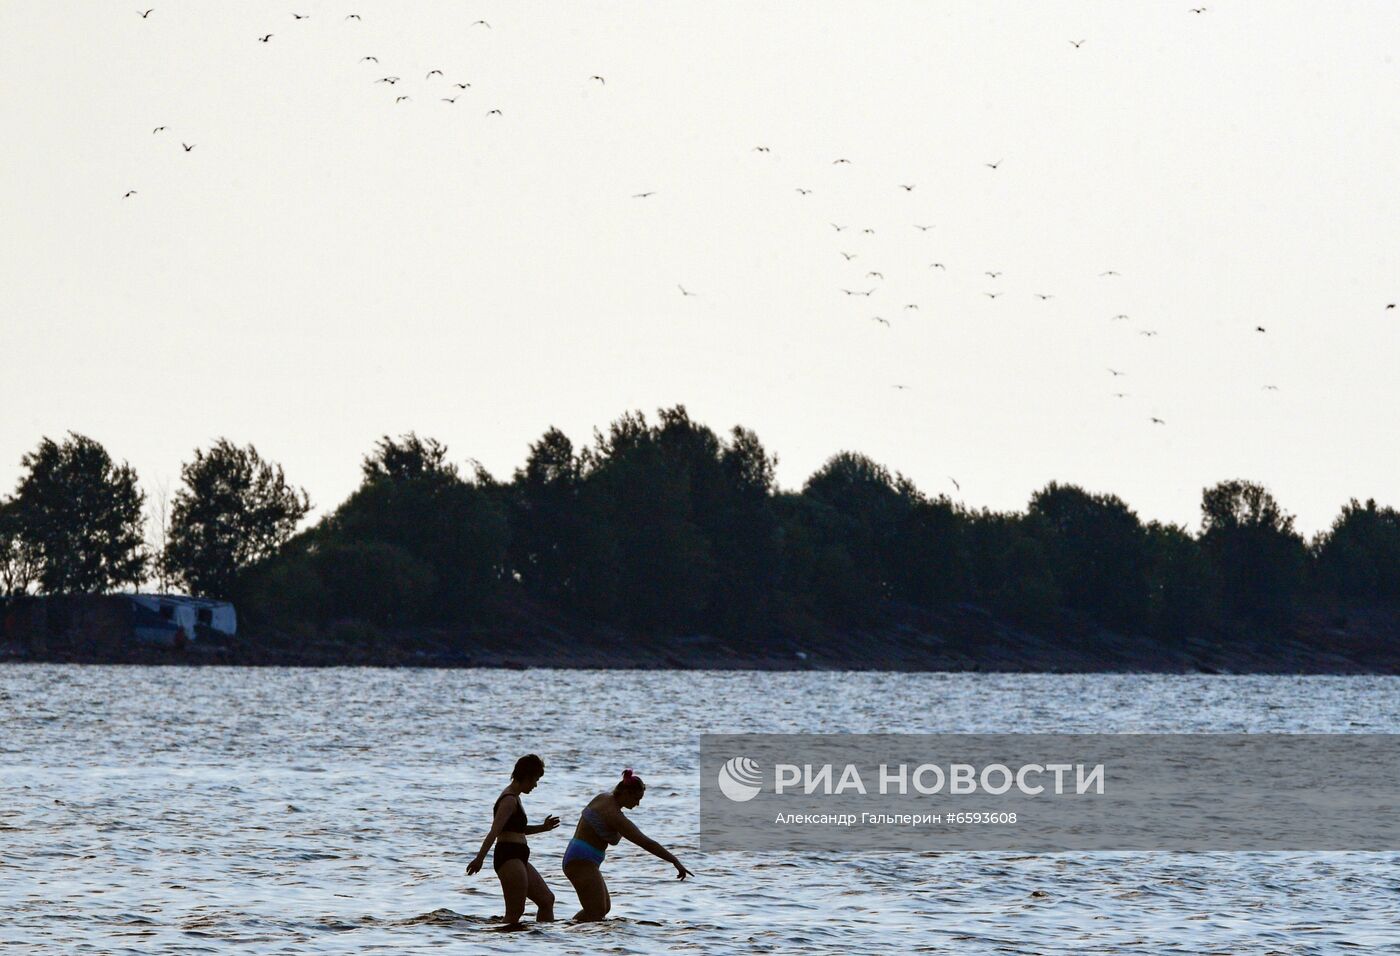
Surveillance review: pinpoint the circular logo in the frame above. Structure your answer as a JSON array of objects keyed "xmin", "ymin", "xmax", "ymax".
[{"xmin": 717, "ymin": 755, "xmax": 763, "ymax": 802}]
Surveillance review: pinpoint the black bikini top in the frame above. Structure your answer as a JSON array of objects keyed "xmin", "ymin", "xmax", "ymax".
[{"xmin": 494, "ymin": 793, "xmax": 527, "ymax": 833}]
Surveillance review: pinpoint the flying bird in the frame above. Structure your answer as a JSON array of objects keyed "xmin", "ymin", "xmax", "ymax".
[
  {"xmin": 395, "ymin": 95, "xmax": 410, "ymax": 103},
  {"xmin": 983, "ymin": 292, "xmax": 1002, "ymax": 299},
  {"xmin": 678, "ymin": 285, "xmax": 697, "ymax": 297},
  {"xmin": 842, "ymin": 289, "xmax": 874, "ymax": 296},
  {"xmin": 866, "ymin": 271, "xmax": 883, "ymax": 279},
  {"xmin": 832, "ymin": 158, "xmax": 851, "ymax": 164},
  {"xmin": 903, "ymin": 303, "xmax": 919, "ymax": 310},
  {"xmin": 1112, "ymin": 392, "xmax": 1128, "ymax": 398},
  {"xmin": 1150, "ymin": 417, "xmax": 1166, "ymax": 425},
  {"xmin": 360, "ymin": 56, "xmax": 378, "ymax": 62},
  {"xmin": 346, "ymin": 14, "xmax": 361, "ymax": 20},
  {"xmin": 1100, "ymin": 270, "xmax": 1121, "ymax": 276},
  {"xmin": 862, "ymin": 228, "xmax": 875, "ymax": 235},
  {"xmin": 376, "ymin": 76, "xmax": 400, "ymax": 84},
  {"xmin": 1140, "ymin": 330, "xmax": 1158, "ymax": 336},
  {"xmin": 426, "ymin": 69, "xmax": 443, "ymax": 78},
  {"xmin": 123, "ymin": 190, "xmax": 138, "ymax": 198},
  {"xmin": 454, "ymin": 82, "xmax": 471, "ymax": 88},
  {"xmin": 1255, "ymin": 326, "xmax": 1267, "ymax": 333},
  {"xmin": 1111, "ymin": 314, "xmax": 1130, "ymax": 320},
  {"xmin": 441, "ymin": 97, "xmax": 457, "ymax": 103},
  {"xmin": 181, "ymin": 142, "xmax": 194, "ymax": 151},
  {"xmin": 753, "ymin": 146, "xmax": 770, "ymax": 153},
  {"xmin": 1108, "ymin": 368, "xmax": 1125, "ymax": 376},
  {"xmin": 292, "ymin": 12, "xmax": 309, "ymax": 19},
  {"xmin": 831, "ymin": 223, "xmax": 847, "ymax": 231},
  {"xmin": 795, "ymin": 188, "xmax": 812, "ymax": 195},
  {"xmin": 1034, "ymin": 293, "xmax": 1054, "ymax": 300},
  {"xmin": 929, "ymin": 262, "xmax": 946, "ymax": 270},
  {"xmin": 985, "ymin": 159, "xmax": 1002, "ymax": 169},
  {"xmin": 258, "ymin": 33, "xmax": 273, "ymax": 42},
  {"xmin": 151, "ymin": 126, "xmax": 165, "ymax": 133},
  {"xmin": 1386, "ymin": 303, "xmax": 1395, "ymax": 309},
  {"xmin": 590, "ymin": 75, "xmax": 605, "ymax": 84},
  {"xmin": 486, "ymin": 108, "xmax": 502, "ymax": 115},
  {"xmin": 914, "ymin": 224, "xmax": 934, "ymax": 231},
  {"xmin": 948, "ymin": 477, "xmax": 960, "ymax": 492},
  {"xmin": 892, "ymin": 384, "xmax": 911, "ymax": 391},
  {"xmin": 897, "ymin": 184, "xmax": 915, "ymax": 191},
  {"xmin": 840, "ymin": 252, "xmax": 857, "ymax": 261},
  {"xmin": 871, "ymin": 317, "xmax": 890, "ymax": 327},
  {"xmin": 471, "ymin": 19, "xmax": 491, "ymax": 28},
  {"xmin": 138, "ymin": 9, "xmax": 154, "ymax": 18},
  {"xmin": 1190, "ymin": 7, "xmax": 1207, "ymax": 13},
  {"xmin": 985, "ymin": 271, "xmax": 1002, "ymax": 278},
  {"xmin": 1263, "ymin": 385, "xmax": 1279, "ymax": 391},
  {"xmin": 1069, "ymin": 39, "xmax": 1086, "ymax": 48},
  {"xmin": 632, "ymin": 191, "xmax": 655, "ymax": 198}
]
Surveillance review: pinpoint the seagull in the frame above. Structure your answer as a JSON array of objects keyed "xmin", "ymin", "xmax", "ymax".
[
  {"xmin": 394, "ymin": 95, "xmax": 410, "ymax": 103},
  {"xmin": 151, "ymin": 126, "xmax": 165, "ymax": 134},
  {"xmin": 590, "ymin": 75, "xmax": 605, "ymax": 84},
  {"xmin": 948, "ymin": 476, "xmax": 960, "ymax": 492},
  {"xmin": 897, "ymin": 184, "xmax": 915, "ymax": 191},
  {"xmin": 138, "ymin": 8, "xmax": 154, "ymax": 18},
  {"xmin": 181, "ymin": 142, "xmax": 194, "ymax": 151},
  {"xmin": 123, "ymin": 189, "xmax": 137, "ymax": 198},
  {"xmin": 1190, "ymin": 7, "xmax": 1207, "ymax": 13},
  {"xmin": 1108, "ymin": 368, "xmax": 1126, "ymax": 376},
  {"xmin": 842, "ymin": 289, "xmax": 874, "ymax": 296},
  {"xmin": 795, "ymin": 188, "xmax": 812, "ymax": 195},
  {"xmin": 1111, "ymin": 314, "xmax": 1130, "ymax": 320},
  {"xmin": 1034, "ymin": 293, "xmax": 1054, "ymax": 300},
  {"xmin": 903, "ymin": 303, "xmax": 919, "ymax": 310},
  {"xmin": 678, "ymin": 285, "xmax": 697, "ymax": 297},
  {"xmin": 1263, "ymin": 385, "xmax": 1279, "ymax": 391},
  {"xmin": 441, "ymin": 97, "xmax": 457, "ymax": 103},
  {"xmin": 471, "ymin": 19, "xmax": 491, "ymax": 28},
  {"xmin": 454, "ymin": 82, "xmax": 471, "ymax": 88},
  {"xmin": 1100, "ymin": 270, "xmax": 1121, "ymax": 276},
  {"xmin": 1140, "ymin": 330, "xmax": 1158, "ymax": 337},
  {"xmin": 832, "ymin": 158, "xmax": 851, "ymax": 165},
  {"xmin": 1255, "ymin": 326, "xmax": 1267, "ymax": 333},
  {"xmin": 831, "ymin": 223, "xmax": 847, "ymax": 231},
  {"xmin": 292, "ymin": 12, "xmax": 309, "ymax": 19},
  {"xmin": 1387, "ymin": 303, "xmax": 1396, "ymax": 309},
  {"xmin": 753, "ymin": 146, "xmax": 770, "ymax": 153},
  {"xmin": 1112, "ymin": 392, "xmax": 1128, "ymax": 398},
  {"xmin": 985, "ymin": 159, "xmax": 1002, "ymax": 169},
  {"xmin": 258, "ymin": 33, "xmax": 273, "ymax": 42},
  {"xmin": 486, "ymin": 108, "xmax": 502, "ymax": 115},
  {"xmin": 983, "ymin": 292, "xmax": 1002, "ymax": 299},
  {"xmin": 893, "ymin": 384, "xmax": 911, "ymax": 391},
  {"xmin": 871, "ymin": 316, "xmax": 890, "ymax": 326},
  {"xmin": 914, "ymin": 224, "xmax": 934, "ymax": 231},
  {"xmin": 840, "ymin": 252, "xmax": 857, "ymax": 261},
  {"xmin": 866, "ymin": 271, "xmax": 883, "ymax": 279},
  {"xmin": 1150, "ymin": 417, "xmax": 1166, "ymax": 425},
  {"xmin": 426, "ymin": 69, "xmax": 443, "ymax": 78},
  {"xmin": 376, "ymin": 76, "xmax": 400, "ymax": 84},
  {"xmin": 862, "ymin": 228, "xmax": 875, "ymax": 235},
  {"xmin": 360, "ymin": 56, "xmax": 378, "ymax": 63},
  {"xmin": 929, "ymin": 262, "xmax": 946, "ymax": 270},
  {"xmin": 1069, "ymin": 39, "xmax": 1086, "ymax": 48},
  {"xmin": 985, "ymin": 271, "xmax": 1002, "ymax": 278},
  {"xmin": 632, "ymin": 191, "xmax": 655, "ymax": 198},
  {"xmin": 346, "ymin": 14, "xmax": 361, "ymax": 20}
]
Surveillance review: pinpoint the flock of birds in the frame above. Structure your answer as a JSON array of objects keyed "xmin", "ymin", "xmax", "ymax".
[{"xmin": 122, "ymin": 6, "xmax": 1395, "ymax": 441}]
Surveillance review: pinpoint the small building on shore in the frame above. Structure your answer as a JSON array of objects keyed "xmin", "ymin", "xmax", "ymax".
[{"xmin": 0, "ymin": 593, "xmax": 237, "ymax": 655}]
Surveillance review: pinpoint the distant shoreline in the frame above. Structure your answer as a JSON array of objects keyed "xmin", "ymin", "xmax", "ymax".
[{"xmin": 6, "ymin": 599, "xmax": 1398, "ymax": 675}]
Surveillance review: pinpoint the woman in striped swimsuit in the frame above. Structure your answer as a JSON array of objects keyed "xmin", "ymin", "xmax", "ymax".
[{"xmin": 561, "ymin": 768, "xmax": 693, "ymax": 921}]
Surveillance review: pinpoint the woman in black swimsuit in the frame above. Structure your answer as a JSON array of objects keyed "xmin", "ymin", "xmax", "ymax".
[{"xmin": 466, "ymin": 753, "xmax": 561, "ymax": 924}]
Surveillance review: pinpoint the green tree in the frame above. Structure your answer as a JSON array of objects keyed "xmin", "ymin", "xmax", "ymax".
[
  {"xmin": 0, "ymin": 499, "xmax": 41, "ymax": 597},
  {"xmin": 1199, "ymin": 479, "xmax": 1306, "ymax": 619},
  {"xmin": 162, "ymin": 440, "xmax": 312, "ymax": 598},
  {"xmin": 1026, "ymin": 482, "xmax": 1150, "ymax": 628},
  {"xmin": 8, "ymin": 434, "xmax": 147, "ymax": 594},
  {"xmin": 1313, "ymin": 499, "xmax": 1400, "ymax": 601}
]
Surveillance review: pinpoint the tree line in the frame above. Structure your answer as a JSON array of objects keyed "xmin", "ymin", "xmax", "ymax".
[{"xmin": 3, "ymin": 408, "xmax": 1399, "ymax": 647}]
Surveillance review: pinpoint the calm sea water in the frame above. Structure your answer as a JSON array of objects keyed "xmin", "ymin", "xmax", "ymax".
[{"xmin": 2, "ymin": 666, "xmax": 1399, "ymax": 954}]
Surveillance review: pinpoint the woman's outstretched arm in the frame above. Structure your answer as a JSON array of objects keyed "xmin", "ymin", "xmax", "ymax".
[{"xmin": 612, "ymin": 812, "xmax": 694, "ymax": 879}]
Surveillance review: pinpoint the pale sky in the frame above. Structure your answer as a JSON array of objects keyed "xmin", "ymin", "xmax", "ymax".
[{"xmin": 2, "ymin": 1, "xmax": 1398, "ymax": 536}]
